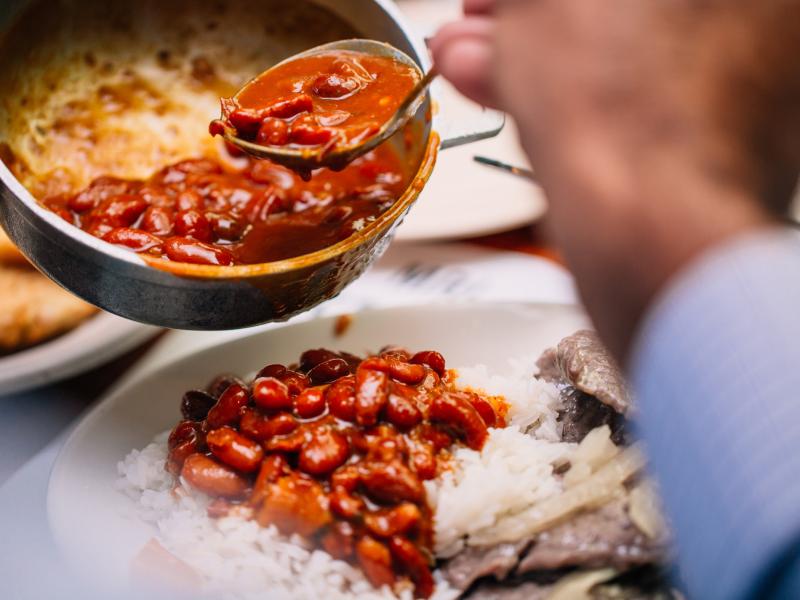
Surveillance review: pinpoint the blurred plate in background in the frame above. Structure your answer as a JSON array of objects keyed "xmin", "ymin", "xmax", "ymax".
[
  {"xmin": 394, "ymin": 0, "xmax": 546, "ymax": 242},
  {"xmin": 0, "ymin": 314, "xmax": 158, "ymax": 396}
]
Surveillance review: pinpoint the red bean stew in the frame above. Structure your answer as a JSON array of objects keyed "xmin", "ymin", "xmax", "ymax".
[
  {"xmin": 40, "ymin": 146, "xmax": 406, "ymax": 266},
  {"xmin": 168, "ymin": 347, "xmax": 507, "ymax": 598},
  {"xmin": 210, "ymin": 50, "xmax": 420, "ymax": 157}
]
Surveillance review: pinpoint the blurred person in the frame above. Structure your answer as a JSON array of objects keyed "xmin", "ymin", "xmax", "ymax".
[{"xmin": 431, "ymin": 1, "xmax": 800, "ymax": 599}]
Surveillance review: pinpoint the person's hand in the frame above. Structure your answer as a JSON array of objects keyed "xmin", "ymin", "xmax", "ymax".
[{"xmin": 430, "ymin": 1, "xmax": 800, "ymax": 360}]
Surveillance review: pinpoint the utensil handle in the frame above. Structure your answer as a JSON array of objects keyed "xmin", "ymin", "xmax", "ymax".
[{"xmin": 433, "ymin": 78, "xmax": 506, "ymax": 150}]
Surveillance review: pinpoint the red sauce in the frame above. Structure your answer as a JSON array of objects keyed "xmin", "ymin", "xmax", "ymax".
[
  {"xmin": 40, "ymin": 146, "xmax": 407, "ymax": 266},
  {"xmin": 169, "ymin": 347, "xmax": 506, "ymax": 598},
  {"xmin": 211, "ymin": 50, "xmax": 420, "ymax": 156}
]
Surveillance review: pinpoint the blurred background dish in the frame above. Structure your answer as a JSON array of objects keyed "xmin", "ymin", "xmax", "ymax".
[
  {"xmin": 0, "ymin": 309, "xmax": 158, "ymax": 396},
  {"xmin": 0, "ymin": 222, "xmax": 156, "ymax": 395},
  {"xmin": 395, "ymin": 0, "xmax": 546, "ymax": 242}
]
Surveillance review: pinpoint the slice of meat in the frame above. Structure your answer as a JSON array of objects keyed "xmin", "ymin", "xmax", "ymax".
[
  {"xmin": 516, "ymin": 500, "xmax": 667, "ymax": 574},
  {"xmin": 0, "ymin": 265, "xmax": 96, "ymax": 351},
  {"xmin": 537, "ymin": 330, "xmax": 632, "ymax": 415},
  {"xmin": 440, "ymin": 539, "xmax": 532, "ymax": 591},
  {"xmin": 559, "ymin": 389, "xmax": 626, "ymax": 445}
]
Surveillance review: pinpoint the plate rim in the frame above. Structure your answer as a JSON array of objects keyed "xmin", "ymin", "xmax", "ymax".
[{"xmin": 0, "ymin": 312, "xmax": 159, "ymax": 396}]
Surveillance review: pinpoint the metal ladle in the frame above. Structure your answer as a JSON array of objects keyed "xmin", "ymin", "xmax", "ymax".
[{"xmin": 218, "ymin": 39, "xmax": 436, "ymax": 172}]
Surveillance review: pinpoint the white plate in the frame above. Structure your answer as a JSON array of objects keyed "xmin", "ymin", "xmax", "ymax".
[
  {"xmin": 0, "ymin": 313, "xmax": 159, "ymax": 396},
  {"xmin": 48, "ymin": 302, "xmax": 587, "ymax": 593},
  {"xmin": 396, "ymin": 90, "xmax": 545, "ymax": 242},
  {"xmin": 394, "ymin": 0, "xmax": 546, "ymax": 242}
]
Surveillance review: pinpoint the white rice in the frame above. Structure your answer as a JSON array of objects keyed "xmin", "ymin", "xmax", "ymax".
[{"xmin": 117, "ymin": 357, "xmax": 574, "ymax": 599}]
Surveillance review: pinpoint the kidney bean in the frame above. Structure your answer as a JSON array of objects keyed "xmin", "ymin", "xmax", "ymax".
[
  {"xmin": 252, "ymin": 377, "xmax": 292, "ymax": 411},
  {"xmin": 298, "ymin": 428, "xmax": 349, "ymax": 475},
  {"xmin": 103, "ymin": 228, "xmax": 162, "ymax": 252},
  {"xmin": 256, "ymin": 363, "xmax": 287, "ymax": 379},
  {"xmin": 264, "ymin": 94, "xmax": 313, "ymax": 119},
  {"xmin": 166, "ymin": 437, "xmax": 199, "ymax": 475},
  {"xmin": 389, "ymin": 536, "xmax": 434, "ymax": 599},
  {"xmin": 208, "ymin": 119, "xmax": 226, "ymax": 138},
  {"xmin": 206, "ymin": 374, "xmax": 246, "ymax": 399},
  {"xmin": 299, "ymin": 348, "xmax": 340, "ymax": 372},
  {"xmin": 176, "ymin": 189, "xmax": 204, "ymax": 212},
  {"xmin": 331, "ymin": 464, "xmax": 360, "ymax": 492},
  {"xmin": 206, "ymin": 426, "xmax": 264, "ymax": 473},
  {"xmin": 364, "ymin": 503, "xmax": 421, "ymax": 538},
  {"xmin": 465, "ymin": 393, "xmax": 498, "ymax": 428},
  {"xmin": 355, "ymin": 536, "xmax": 395, "ymax": 590},
  {"xmin": 329, "ymin": 487, "xmax": 365, "ymax": 520},
  {"xmin": 207, "ymin": 212, "xmax": 247, "ymax": 241},
  {"xmin": 240, "ymin": 408, "xmax": 298, "ymax": 441},
  {"xmin": 250, "ymin": 453, "xmax": 290, "ymax": 506},
  {"xmin": 264, "ymin": 427, "xmax": 308, "ymax": 453},
  {"xmin": 228, "ymin": 107, "xmax": 270, "ymax": 137},
  {"xmin": 290, "ymin": 122, "xmax": 335, "ymax": 146},
  {"xmin": 385, "ymin": 391, "xmax": 422, "ymax": 429},
  {"xmin": 171, "ymin": 158, "xmax": 223, "ymax": 175},
  {"xmin": 181, "ymin": 389, "xmax": 217, "ymax": 421},
  {"xmin": 69, "ymin": 177, "xmax": 131, "ymax": 212},
  {"xmin": 279, "ymin": 370, "xmax": 309, "ymax": 396},
  {"xmin": 312, "ymin": 73, "xmax": 361, "ymax": 99},
  {"xmin": 163, "ymin": 236, "xmax": 234, "ymax": 266},
  {"xmin": 430, "ymin": 393, "xmax": 488, "ymax": 450},
  {"xmin": 255, "ymin": 473, "xmax": 332, "ymax": 537},
  {"xmin": 168, "ymin": 420, "xmax": 200, "ymax": 449},
  {"xmin": 93, "ymin": 194, "xmax": 148, "ymax": 227},
  {"xmin": 294, "ymin": 387, "xmax": 327, "ymax": 419},
  {"xmin": 206, "ymin": 383, "xmax": 249, "ymax": 429},
  {"xmin": 139, "ymin": 185, "xmax": 172, "ymax": 208},
  {"xmin": 360, "ymin": 357, "xmax": 426, "ymax": 385},
  {"xmin": 256, "ymin": 117, "xmax": 290, "ymax": 146},
  {"xmin": 327, "ymin": 376, "xmax": 357, "ymax": 422},
  {"xmin": 307, "ymin": 358, "xmax": 350, "ymax": 386},
  {"xmin": 414, "ymin": 424, "xmax": 453, "ymax": 452},
  {"xmin": 243, "ymin": 190, "xmax": 284, "ymax": 223},
  {"xmin": 360, "ymin": 460, "xmax": 423, "ymax": 504},
  {"xmin": 409, "ymin": 441, "xmax": 436, "ymax": 480},
  {"xmin": 84, "ymin": 218, "xmax": 115, "ymax": 238},
  {"xmin": 180, "ymin": 453, "xmax": 249, "ymax": 499},
  {"xmin": 51, "ymin": 206, "xmax": 76, "ymax": 225},
  {"xmin": 140, "ymin": 206, "xmax": 173, "ymax": 236},
  {"xmin": 410, "ymin": 351, "xmax": 446, "ymax": 377},
  {"xmin": 166, "ymin": 421, "xmax": 202, "ymax": 474},
  {"xmin": 321, "ymin": 521, "xmax": 356, "ymax": 560},
  {"xmin": 355, "ymin": 368, "xmax": 388, "ymax": 427},
  {"xmin": 174, "ymin": 209, "xmax": 212, "ymax": 242}
]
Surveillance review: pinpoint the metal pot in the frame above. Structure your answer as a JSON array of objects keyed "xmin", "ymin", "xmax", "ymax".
[{"xmin": 0, "ymin": 0, "xmax": 501, "ymax": 329}]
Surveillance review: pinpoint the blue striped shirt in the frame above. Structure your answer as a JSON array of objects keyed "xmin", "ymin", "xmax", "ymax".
[{"xmin": 631, "ymin": 228, "xmax": 800, "ymax": 599}]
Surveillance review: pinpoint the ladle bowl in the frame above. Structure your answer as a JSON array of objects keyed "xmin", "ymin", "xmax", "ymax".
[{"xmin": 221, "ymin": 39, "xmax": 436, "ymax": 172}]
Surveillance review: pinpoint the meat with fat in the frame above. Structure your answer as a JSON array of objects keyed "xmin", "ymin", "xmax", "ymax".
[{"xmin": 536, "ymin": 330, "xmax": 631, "ymax": 416}]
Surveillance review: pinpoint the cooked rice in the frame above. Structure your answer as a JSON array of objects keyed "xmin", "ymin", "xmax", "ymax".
[{"xmin": 117, "ymin": 356, "xmax": 578, "ymax": 599}]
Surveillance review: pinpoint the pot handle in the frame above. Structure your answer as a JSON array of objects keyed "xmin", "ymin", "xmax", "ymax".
[{"xmin": 432, "ymin": 80, "xmax": 506, "ymax": 150}]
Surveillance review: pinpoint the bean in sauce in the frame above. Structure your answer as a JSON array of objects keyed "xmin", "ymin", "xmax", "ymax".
[
  {"xmin": 166, "ymin": 347, "xmax": 507, "ymax": 598},
  {"xmin": 211, "ymin": 50, "xmax": 420, "ymax": 159},
  {"xmin": 41, "ymin": 143, "xmax": 407, "ymax": 266}
]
